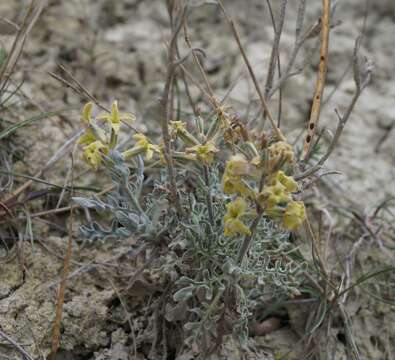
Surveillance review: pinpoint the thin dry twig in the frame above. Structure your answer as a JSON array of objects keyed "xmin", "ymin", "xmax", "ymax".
[
  {"xmin": 56, "ymin": 62, "xmax": 108, "ymax": 113},
  {"xmin": 2, "ymin": 129, "xmax": 83, "ymax": 205},
  {"xmin": 265, "ymin": 0, "xmax": 285, "ymax": 126},
  {"xmin": 0, "ymin": 175, "xmax": 121, "ymax": 224},
  {"xmin": 323, "ymin": 0, "xmax": 369, "ymax": 109},
  {"xmin": 183, "ymin": 22, "xmax": 216, "ymax": 104},
  {"xmin": 49, "ymin": 64, "xmax": 138, "ymax": 133},
  {"xmin": 0, "ymin": 330, "xmax": 34, "ymax": 360},
  {"xmin": 177, "ymin": 61, "xmax": 214, "ymax": 106},
  {"xmin": 265, "ymin": 0, "xmax": 287, "ymax": 95},
  {"xmin": 0, "ymin": 1, "xmax": 43, "ymax": 95},
  {"xmin": 217, "ymin": 0, "xmax": 284, "ymax": 141},
  {"xmin": 176, "ymin": 55, "xmax": 198, "ymax": 117},
  {"xmin": 266, "ymin": 0, "xmax": 307, "ymax": 99},
  {"xmin": 0, "ymin": 17, "xmax": 20, "ymax": 32},
  {"xmin": 50, "ymin": 154, "xmax": 75, "ymax": 359},
  {"xmin": 55, "ymin": 147, "xmax": 76, "ymax": 209},
  {"xmin": 304, "ymin": 213, "xmax": 329, "ymax": 281}
]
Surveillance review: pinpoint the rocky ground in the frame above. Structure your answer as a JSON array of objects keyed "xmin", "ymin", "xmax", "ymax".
[{"xmin": 0, "ymin": 0, "xmax": 394, "ymax": 359}]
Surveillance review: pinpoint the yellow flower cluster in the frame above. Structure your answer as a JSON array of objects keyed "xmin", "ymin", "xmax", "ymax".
[
  {"xmin": 258, "ymin": 171, "xmax": 297, "ymax": 208},
  {"xmin": 222, "ymin": 140, "xmax": 306, "ymax": 235},
  {"xmin": 78, "ymin": 101, "xmax": 135, "ymax": 169},
  {"xmin": 267, "ymin": 141, "xmax": 294, "ymax": 171},
  {"xmin": 283, "ymin": 201, "xmax": 306, "ymax": 231},
  {"xmin": 259, "ymin": 170, "xmax": 305, "ymax": 230}
]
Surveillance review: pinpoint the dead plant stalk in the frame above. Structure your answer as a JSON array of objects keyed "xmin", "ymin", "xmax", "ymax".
[{"xmin": 303, "ymin": 0, "xmax": 331, "ymax": 159}]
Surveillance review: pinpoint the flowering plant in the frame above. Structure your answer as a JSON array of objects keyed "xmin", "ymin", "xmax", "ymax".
[{"xmin": 74, "ymin": 98, "xmax": 307, "ymax": 351}]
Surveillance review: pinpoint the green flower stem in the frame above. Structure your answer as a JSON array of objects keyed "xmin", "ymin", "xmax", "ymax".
[
  {"xmin": 203, "ymin": 165, "xmax": 215, "ymax": 227},
  {"xmin": 206, "ymin": 115, "xmax": 221, "ymax": 140},
  {"xmin": 122, "ymin": 146, "xmax": 145, "ymax": 159},
  {"xmin": 178, "ymin": 130, "xmax": 200, "ymax": 146},
  {"xmin": 236, "ymin": 209, "xmax": 263, "ymax": 264}
]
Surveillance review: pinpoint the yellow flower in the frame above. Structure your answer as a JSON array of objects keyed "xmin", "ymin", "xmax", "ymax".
[
  {"xmin": 225, "ymin": 154, "xmax": 250, "ymax": 178},
  {"xmin": 97, "ymin": 100, "xmax": 135, "ymax": 135},
  {"xmin": 283, "ymin": 201, "xmax": 306, "ymax": 231},
  {"xmin": 223, "ymin": 176, "xmax": 255, "ymax": 199},
  {"xmin": 133, "ymin": 133, "xmax": 150, "ymax": 147},
  {"xmin": 259, "ymin": 182, "xmax": 290, "ymax": 209},
  {"xmin": 216, "ymin": 105, "xmax": 232, "ymax": 128},
  {"xmin": 169, "ymin": 120, "xmax": 199, "ymax": 145},
  {"xmin": 268, "ymin": 141, "xmax": 294, "ymax": 170},
  {"xmin": 82, "ymin": 102, "xmax": 93, "ymax": 124},
  {"xmin": 134, "ymin": 133, "xmax": 160, "ymax": 160},
  {"xmin": 78, "ymin": 121, "xmax": 108, "ymax": 145},
  {"xmin": 223, "ymin": 197, "xmax": 251, "ymax": 237},
  {"xmin": 169, "ymin": 120, "xmax": 187, "ymax": 134},
  {"xmin": 78, "ymin": 101, "xmax": 131, "ymax": 148},
  {"xmin": 222, "ymin": 154, "xmax": 256, "ymax": 197},
  {"xmin": 269, "ymin": 171, "xmax": 298, "ymax": 193},
  {"xmin": 78, "ymin": 102, "xmax": 109, "ymax": 147},
  {"xmin": 122, "ymin": 133, "xmax": 160, "ymax": 161},
  {"xmin": 187, "ymin": 141, "xmax": 219, "ymax": 165},
  {"xmin": 77, "ymin": 128, "xmax": 97, "ymax": 145},
  {"xmin": 82, "ymin": 140, "xmax": 109, "ymax": 169}
]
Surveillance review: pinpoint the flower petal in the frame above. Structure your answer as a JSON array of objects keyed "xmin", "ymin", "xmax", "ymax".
[{"xmin": 82, "ymin": 102, "xmax": 94, "ymax": 124}]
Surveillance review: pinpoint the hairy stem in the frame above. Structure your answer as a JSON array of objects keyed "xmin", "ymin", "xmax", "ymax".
[{"xmin": 237, "ymin": 210, "xmax": 263, "ymax": 264}]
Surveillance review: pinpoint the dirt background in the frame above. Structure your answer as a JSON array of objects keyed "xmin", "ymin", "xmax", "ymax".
[{"xmin": 0, "ymin": 0, "xmax": 394, "ymax": 359}]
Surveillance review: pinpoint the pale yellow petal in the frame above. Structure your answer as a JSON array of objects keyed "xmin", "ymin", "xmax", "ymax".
[{"xmin": 82, "ymin": 102, "xmax": 93, "ymax": 124}]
